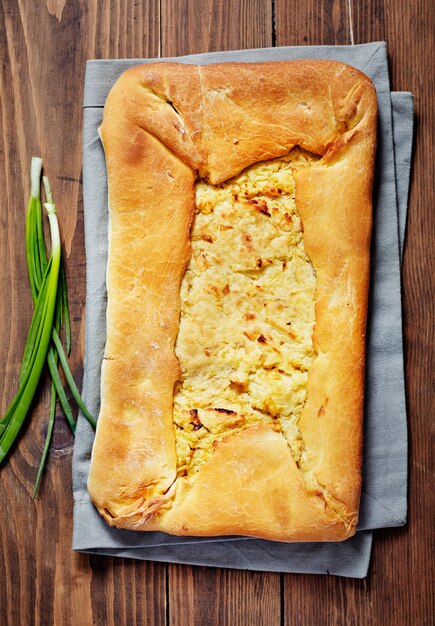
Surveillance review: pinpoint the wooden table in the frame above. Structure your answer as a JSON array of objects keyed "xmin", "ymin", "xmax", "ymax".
[{"xmin": 1, "ymin": 1, "xmax": 433, "ymax": 624}]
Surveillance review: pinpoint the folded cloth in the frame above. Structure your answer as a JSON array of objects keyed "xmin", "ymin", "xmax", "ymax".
[{"xmin": 73, "ymin": 42, "xmax": 412, "ymax": 578}]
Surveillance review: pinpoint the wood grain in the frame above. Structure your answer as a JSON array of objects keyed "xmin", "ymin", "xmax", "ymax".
[
  {"xmin": 0, "ymin": 0, "xmax": 433, "ymax": 625},
  {"xmin": 168, "ymin": 565, "xmax": 281, "ymax": 626},
  {"xmin": 276, "ymin": 1, "xmax": 435, "ymax": 625},
  {"xmin": 161, "ymin": 3, "xmax": 281, "ymax": 624},
  {"xmin": 0, "ymin": 2, "xmax": 167, "ymax": 626},
  {"xmin": 275, "ymin": 0, "xmax": 353, "ymax": 45},
  {"xmin": 162, "ymin": 0, "xmax": 273, "ymax": 55}
]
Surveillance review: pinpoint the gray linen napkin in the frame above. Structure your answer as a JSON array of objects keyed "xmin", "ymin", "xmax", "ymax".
[{"xmin": 73, "ymin": 43, "xmax": 412, "ymax": 578}]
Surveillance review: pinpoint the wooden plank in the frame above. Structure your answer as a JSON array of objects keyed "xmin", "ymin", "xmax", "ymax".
[
  {"xmin": 0, "ymin": 1, "xmax": 167, "ymax": 625},
  {"xmin": 169, "ymin": 565, "xmax": 281, "ymax": 626},
  {"xmin": 1, "ymin": 0, "xmax": 433, "ymax": 624},
  {"xmin": 276, "ymin": 1, "xmax": 435, "ymax": 624},
  {"xmin": 378, "ymin": 0, "xmax": 434, "ymax": 623},
  {"xmin": 162, "ymin": 0, "xmax": 273, "ymax": 56},
  {"xmin": 88, "ymin": 556, "xmax": 167, "ymax": 626},
  {"xmin": 275, "ymin": 0, "xmax": 352, "ymax": 46},
  {"xmin": 161, "ymin": 2, "xmax": 282, "ymax": 625}
]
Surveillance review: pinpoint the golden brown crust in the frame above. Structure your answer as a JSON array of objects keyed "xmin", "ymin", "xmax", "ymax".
[{"xmin": 87, "ymin": 60, "xmax": 377, "ymax": 541}]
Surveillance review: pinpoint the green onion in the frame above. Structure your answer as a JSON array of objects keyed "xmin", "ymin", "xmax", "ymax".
[
  {"xmin": 61, "ymin": 263, "xmax": 71, "ymax": 355},
  {"xmin": 33, "ymin": 380, "xmax": 56, "ymax": 497},
  {"xmin": 0, "ymin": 157, "xmax": 96, "ymax": 493},
  {"xmin": 41, "ymin": 176, "xmax": 92, "ymax": 426},
  {"xmin": 46, "ymin": 347, "xmax": 77, "ymax": 434},
  {"xmin": 51, "ymin": 329, "xmax": 96, "ymax": 429},
  {"xmin": 0, "ymin": 201, "xmax": 61, "ymax": 463}
]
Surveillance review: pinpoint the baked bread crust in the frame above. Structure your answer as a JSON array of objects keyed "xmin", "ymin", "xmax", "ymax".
[{"xmin": 87, "ymin": 60, "xmax": 377, "ymax": 541}]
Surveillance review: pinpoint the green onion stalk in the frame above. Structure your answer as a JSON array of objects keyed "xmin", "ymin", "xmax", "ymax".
[
  {"xmin": 0, "ymin": 158, "xmax": 96, "ymax": 494},
  {"xmin": 0, "ymin": 180, "xmax": 61, "ymax": 462}
]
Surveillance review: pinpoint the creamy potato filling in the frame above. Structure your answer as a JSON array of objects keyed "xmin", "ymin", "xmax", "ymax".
[{"xmin": 173, "ymin": 148, "xmax": 318, "ymax": 477}]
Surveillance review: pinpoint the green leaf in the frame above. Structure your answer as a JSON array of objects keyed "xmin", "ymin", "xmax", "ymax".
[
  {"xmin": 19, "ymin": 262, "xmax": 52, "ymax": 385},
  {"xmin": 1, "ymin": 159, "xmax": 95, "ymax": 477},
  {"xmin": 60, "ymin": 262, "xmax": 71, "ymax": 355},
  {"xmin": 51, "ymin": 329, "xmax": 96, "ymax": 429},
  {"xmin": 33, "ymin": 380, "xmax": 56, "ymax": 497},
  {"xmin": 46, "ymin": 347, "xmax": 76, "ymax": 434},
  {"xmin": 0, "ymin": 200, "xmax": 61, "ymax": 464}
]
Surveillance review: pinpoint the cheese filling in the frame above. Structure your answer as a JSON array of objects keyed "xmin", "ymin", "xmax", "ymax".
[{"xmin": 173, "ymin": 148, "xmax": 318, "ymax": 477}]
